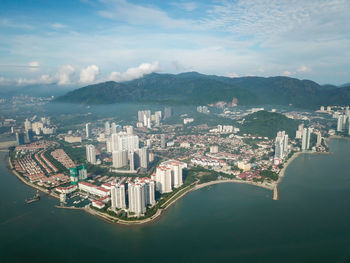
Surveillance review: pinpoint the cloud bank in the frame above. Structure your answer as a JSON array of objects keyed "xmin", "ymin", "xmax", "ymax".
[
  {"xmin": 80, "ymin": 65, "xmax": 99, "ymax": 83},
  {"xmin": 109, "ymin": 61, "xmax": 159, "ymax": 82}
]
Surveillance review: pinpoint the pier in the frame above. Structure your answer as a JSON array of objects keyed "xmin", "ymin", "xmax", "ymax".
[{"xmin": 273, "ymin": 186, "xmax": 279, "ymax": 200}]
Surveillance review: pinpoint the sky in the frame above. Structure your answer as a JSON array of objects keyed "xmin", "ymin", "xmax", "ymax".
[{"xmin": 0, "ymin": 0, "xmax": 349, "ymax": 88}]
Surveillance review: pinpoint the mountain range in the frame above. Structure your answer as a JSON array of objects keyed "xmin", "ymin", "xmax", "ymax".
[{"xmin": 55, "ymin": 72, "xmax": 350, "ymax": 108}]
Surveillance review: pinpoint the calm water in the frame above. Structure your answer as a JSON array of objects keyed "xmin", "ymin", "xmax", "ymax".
[{"xmin": 1, "ymin": 138, "xmax": 350, "ymax": 263}]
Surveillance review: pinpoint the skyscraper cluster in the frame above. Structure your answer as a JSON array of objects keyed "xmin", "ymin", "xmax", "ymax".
[
  {"xmin": 110, "ymin": 178, "xmax": 155, "ymax": 217},
  {"xmin": 274, "ymin": 131, "xmax": 289, "ymax": 162},
  {"xmin": 137, "ymin": 110, "xmax": 162, "ymax": 128},
  {"xmin": 152, "ymin": 160, "xmax": 187, "ymax": 194}
]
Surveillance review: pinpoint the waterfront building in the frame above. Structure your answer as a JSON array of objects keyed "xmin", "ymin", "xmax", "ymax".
[
  {"xmin": 112, "ymin": 150, "xmax": 128, "ymax": 168},
  {"xmin": 153, "ymin": 160, "xmax": 187, "ymax": 194},
  {"xmin": 337, "ymin": 115, "xmax": 344, "ymax": 132},
  {"xmin": 85, "ymin": 123, "xmax": 91, "ymax": 138},
  {"xmin": 111, "ymin": 184, "xmax": 126, "ymax": 209},
  {"xmin": 316, "ymin": 132, "xmax": 322, "ymax": 146},
  {"xmin": 274, "ymin": 131, "xmax": 289, "ymax": 161},
  {"xmin": 302, "ymin": 128, "xmax": 311, "ymax": 151},
  {"xmin": 128, "ymin": 182, "xmax": 146, "ymax": 216},
  {"xmin": 135, "ymin": 178, "xmax": 156, "ymax": 206},
  {"xmin": 86, "ymin": 144, "xmax": 96, "ymax": 164},
  {"xmin": 70, "ymin": 164, "xmax": 87, "ymax": 185},
  {"xmin": 79, "ymin": 181, "xmax": 110, "ymax": 197}
]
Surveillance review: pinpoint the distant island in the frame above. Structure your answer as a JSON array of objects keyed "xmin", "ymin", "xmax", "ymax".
[{"xmin": 55, "ymin": 72, "xmax": 350, "ymax": 109}]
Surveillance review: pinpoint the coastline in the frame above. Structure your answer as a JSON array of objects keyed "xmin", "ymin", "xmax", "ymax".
[
  {"xmin": 7, "ymin": 154, "xmax": 59, "ymax": 200},
  {"xmin": 5, "ymin": 143, "xmax": 333, "ymax": 226}
]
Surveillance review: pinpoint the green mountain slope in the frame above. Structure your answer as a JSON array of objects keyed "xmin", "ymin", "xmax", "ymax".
[
  {"xmin": 55, "ymin": 72, "xmax": 350, "ymax": 108},
  {"xmin": 240, "ymin": 110, "xmax": 300, "ymax": 139}
]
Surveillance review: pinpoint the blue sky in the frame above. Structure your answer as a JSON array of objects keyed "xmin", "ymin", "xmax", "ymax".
[{"xmin": 0, "ymin": 0, "xmax": 349, "ymax": 87}]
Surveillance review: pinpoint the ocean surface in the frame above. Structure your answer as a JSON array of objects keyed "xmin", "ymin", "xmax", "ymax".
[{"xmin": 1, "ymin": 138, "xmax": 350, "ymax": 263}]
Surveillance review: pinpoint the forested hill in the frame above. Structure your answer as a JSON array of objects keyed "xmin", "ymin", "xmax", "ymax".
[
  {"xmin": 239, "ymin": 110, "xmax": 300, "ymax": 139},
  {"xmin": 55, "ymin": 72, "xmax": 350, "ymax": 108}
]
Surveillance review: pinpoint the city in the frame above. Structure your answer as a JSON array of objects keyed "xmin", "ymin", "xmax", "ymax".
[{"xmin": 4, "ymin": 102, "xmax": 349, "ymax": 224}]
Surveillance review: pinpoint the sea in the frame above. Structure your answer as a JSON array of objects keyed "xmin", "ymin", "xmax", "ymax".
[{"xmin": 1, "ymin": 138, "xmax": 350, "ymax": 263}]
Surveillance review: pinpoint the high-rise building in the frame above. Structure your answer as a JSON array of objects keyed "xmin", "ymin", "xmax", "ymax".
[
  {"xmin": 111, "ymin": 132, "xmax": 139, "ymax": 152},
  {"xmin": 129, "ymin": 151, "xmax": 135, "ymax": 171},
  {"xmin": 111, "ymin": 122, "xmax": 117, "ymax": 134},
  {"xmin": 164, "ymin": 107, "xmax": 172, "ymax": 120},
  {"xmin": 25, "ymin": 129, "xmax": 34, "ymax": 143},
  {"xmin": 86, "ymin": 144, "xmax": 96, "ymax": 164},
  {"xmin": 135, "ymin": 178, "xmax": 156, "ymax": 206},
  {"xmin": 153, "ymin": 160, "xmax": 187, "ymax": 194},
  {"xmin": 138, "ymin": 147, "xmax": 149, "ymax": 169},
  {"xmin": 85, "ymin": 123, "xmax": 91, "ymax": 138},
  {"xmin": 161, "ymin": 134, "xmax": 166, "ymax": 149},
  {"xmin": 316, "ymin": 132, "xmax": 322, "ymax": 146},
  {"xmin": 112, "ymin": 150, "xmax": 128, "ymax": 168},
  {"xmin": 69, "ymin": 164, "xmax": 87, "ymax": 185},
  {"xmin": 302, "ymin": 128, "xmax": 311, "ymax": 151},
  {"xmin": 111, "ymin": 184, "xmax": 126, "ymax": 209},
  {"xmin": 16, "ymin": 132, "xmax": 25, "ymax": 145},
  {"xmin": 337, "ymin": 115, "xmax": 344, "ymax": 132},
  {"xmin": 296, "ymin": 123, "xmax": 304, "ymax": 139},
  {"xmin": 128, "ymin": 182, "xmax": 146, "ymax": 216},
  {"xmin": 125, "ymin": 125, "xmax": 134, "ymax": 135},
  {"xmin": 106, "ymin": 138, "xmax": 112, "ymax": 153},
  {"xmin": 274, "ymin": 131, "xmax": 289, "ymax": 161},
  {"xmin": 24, "ymin": 118, "xmax": 31, "ymax": 131},
  {"xmin": 105, "ymin": 121, "xmax": 111, "ymax": 135}
]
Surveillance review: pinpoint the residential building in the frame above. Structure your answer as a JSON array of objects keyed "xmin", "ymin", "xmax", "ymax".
[
  {"xmin": 86, "ymin": 144, "xmax": 96, "ymax": 164},
  {"xmin": 111, "ymin": 184, "xmax": 126, "ymax": 209}
]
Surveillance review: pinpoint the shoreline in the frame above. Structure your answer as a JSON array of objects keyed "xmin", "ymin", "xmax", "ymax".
[
  {"xmin": 5, "ymin": 144, "xmax": 332, "ymax": 226},
  {"xmin": 7, "ymin": 154, "xmax": 60, "ymax": 200}
]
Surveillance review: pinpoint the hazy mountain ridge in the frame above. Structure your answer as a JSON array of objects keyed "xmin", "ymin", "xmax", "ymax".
[{"xmin": 55, "ymin": 72, "xmax": 350, "ymax": 108}]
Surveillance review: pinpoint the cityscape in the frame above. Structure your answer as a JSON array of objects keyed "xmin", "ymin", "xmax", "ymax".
[
  {"xmin": 1, "ymin": 0, "xmax": 350, "ymax": 262},
  {"xmin": 4, "ymin": 103, "xmax": 350, "ymax": 224}
]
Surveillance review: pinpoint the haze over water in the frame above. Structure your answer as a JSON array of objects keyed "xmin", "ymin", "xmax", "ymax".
[{"xmin": 1, "ymin": 138, "xmax": 350, "ymax": 263}]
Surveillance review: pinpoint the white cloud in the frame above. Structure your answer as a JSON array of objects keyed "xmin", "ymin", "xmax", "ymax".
[
  {"xmin": 28, "ymin": 61, "xmax": 40, "ymax": 72},
  {"xmin": 227, "ymin": 72, "xmax": 238, "ymax": 78},
  {"xmin": 80, "ymin": 65, "xmax": 99, "ymax": 83},
  {"xmin": 109, "ymin": 61, "xmax": 159, "ymax": 82},
  {"xmin": 171, "ymin": 2, "xmax": 198, "ymax": 11},
  {"xmin": 28, "ymin": 61, "xmax": 39, "ymax": 67},
  {"xmin": 56, "ymin": 65, "xmax": 75, "ymax": 85},
  {"xmin": 98, "ymin": 0, "xmax": 196, "ymax": 29},
  {"xmin": 297, "ymin": 65, "xmax": 312, "ymax": 73},
  {"xmin": 51, "ymin": 23, "xmax": 68, "ymax": 29},
  {"xmin": 282, "ymin": 71, "xmax": 292, "ymax": 76}
]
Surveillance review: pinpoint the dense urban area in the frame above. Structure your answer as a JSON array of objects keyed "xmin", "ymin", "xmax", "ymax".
[{"xmin": 1, "ymin": 96, "xmax": 350, "ymax": 224}]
